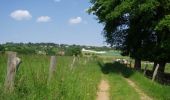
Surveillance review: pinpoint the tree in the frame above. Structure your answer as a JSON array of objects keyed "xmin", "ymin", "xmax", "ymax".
[
  {"xmin": 0, "ymin": 44, "xmax": 5, "ymax": 52},
  {"xmin": 89, "ymin": 0, "xmax": 170, "ymax": 71},
  {"xmin": 154, "ymin": 15, "xmax": 170, "ymax": 73},
  {"xmin": 88, "ymin": 0, "xmax": 143, "ymax": 69},
  {"xmin": 65, "ymin": 45, "xmax": 81, "ymax": 56},
  {"xmin": 124, "ymin": 0, "xmax": 160, "ymax": 70}
]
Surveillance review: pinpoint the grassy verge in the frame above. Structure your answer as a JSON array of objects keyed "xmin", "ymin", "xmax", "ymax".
[
  {"xmin": 101, "ymin": 61, "xmax": 170, "ymax": 100},
  {"xmin": 130, "ymin": 72, "xmax": 170, "ymax": 100},
  {"xmin": 107, "ymin": 74, "xmax": 140, "ymax": 100},
  {"xmin": 98, "ymin": 62, "xmax": 140, "ymax": 100},
  {"xmin": 0, "ymin": 54, "xmax": 101, "ymax": 100}
]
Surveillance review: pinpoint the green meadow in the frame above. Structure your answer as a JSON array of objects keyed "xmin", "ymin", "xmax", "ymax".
[
  {"xmin": 0, "ymin": 54, "xmax": 101, "ymax": 100},
  {"xmin": 0, "ymin": 54, "xmax": 170, "ymax": 100}
]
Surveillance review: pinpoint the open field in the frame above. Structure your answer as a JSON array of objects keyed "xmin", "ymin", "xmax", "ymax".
[
  {"xmin": 0, "ymin": 54, "xmax": 170, "ymax": 100},
  {"xmin": 1, "ymin": 0, "xmax": 170, "ymax": 100},
  {"xmin": 99, "ymin": 55, "xmax": 170, "ymax": 73},
  {"xmin": 0, "ymin": 54, "xmax": 101, "ymax": 100}
]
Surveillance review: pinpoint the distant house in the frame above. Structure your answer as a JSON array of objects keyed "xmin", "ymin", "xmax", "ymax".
[
  {"xmin": 37, "ymin": 51, "xmax": 46, "ymax": 55},
  {"xmin": 81, "ymin": 48, "xmax": 106, "ymax": 56},
  {"xmin": 58, "ymin": 51, "xmax": 65, "ymax": 56}
]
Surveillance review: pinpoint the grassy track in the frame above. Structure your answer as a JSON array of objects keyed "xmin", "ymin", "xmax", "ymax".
[
  {"xmin": 108, "ymin": 75, "xmax": 140, "ymax": 100},
  {"xmin": 98, "ymin": 62, "xmax": 140, "ymax": 100},
  {"xmin": 99, "ymin": 60, "xmax": 170, "ymax": 100}
]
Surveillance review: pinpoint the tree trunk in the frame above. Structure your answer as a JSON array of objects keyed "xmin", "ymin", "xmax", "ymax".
[
  {"xmin": 156, "ymin": 62, "xmax": 166, "ymax": 82},
  {"xmin": 158, "ymin": 62, "xmax": 166, "ymax": 73},
  {"xmin": 134, "ymin": 58, "xmax": 141, "ymax": 70}
]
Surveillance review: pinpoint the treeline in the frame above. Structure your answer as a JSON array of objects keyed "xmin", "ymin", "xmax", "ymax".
[{"xmin": 0, "ymin": 42, "xmax": 113, "ymax": 56}]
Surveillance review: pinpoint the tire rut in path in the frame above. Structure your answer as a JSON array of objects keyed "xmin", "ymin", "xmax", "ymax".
[
  {"xmin": 96, "ymin": 79, "xmax": 110, "ymax": 100},
  {"xmin": 125, "ymin": 78, "xmax": 152, "ymax": 100}
]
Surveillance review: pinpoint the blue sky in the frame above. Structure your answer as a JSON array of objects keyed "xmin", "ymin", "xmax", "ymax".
[{"xmin": 0, "ymin": 0, "xmax": 106, "ymax": 46}]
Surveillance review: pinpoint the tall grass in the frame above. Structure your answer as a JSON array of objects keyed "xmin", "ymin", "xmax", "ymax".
[
  {"xmin": 0, "ymin": 54, "xmax": 101, "ymax": 100},
  {"xmin": 1, "ymin": 54, "xmax": 170, "ymax": 100}
]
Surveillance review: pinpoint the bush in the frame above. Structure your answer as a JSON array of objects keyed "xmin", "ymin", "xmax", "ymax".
[{"xmin": 65, "ymin": 46, "xmax": 81, "ymax": 56}]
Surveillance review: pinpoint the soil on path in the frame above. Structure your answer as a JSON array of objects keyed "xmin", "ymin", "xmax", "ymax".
[
  {"xmin": 125, "ymin": 78, "xmax": 152, "ymax": 100},
  {"xmin": 96, "ymin": 79, "xmax": 110, "ymax": 100}
]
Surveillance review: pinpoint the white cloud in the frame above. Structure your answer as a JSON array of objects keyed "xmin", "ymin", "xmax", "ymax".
[
  {"xmin": 69, "ymin": 17, "xmax": 82, "ymax": 24},
  {"xmin": 37, "ymin": 16, "xmax": 51, "ymax": 22},
  {"xmin": 54, "ymin": 0, "xmax": 61, "ymax": 2},
  {"xmin": 10, "ymin": 10, "xmax": 32, "ymax": 21}
]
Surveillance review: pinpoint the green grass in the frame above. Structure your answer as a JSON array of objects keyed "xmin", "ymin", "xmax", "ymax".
[
  {"xmin": 141, "ymin": 62, "xmax": 170, "ymax": 73},
  {"xmin": 100, "ymin": 61, "xmax": 170, "ymax": 100},
  {"xmin": 1, "ymin": 54, "xmax": 170, "ymax": 100},
  {"xmin": 108, "ymin": 75, "xmax": 140, "ymax": 100},
  {"xmin": 103, "ymin": 50, "xmax": 121, "ymax": 56},
  {"xmin": 130, "ymin": 72, "xmax": 170, "ymax": 100},
  {"xmin": 98, "ymin": 62, "xmax": 140, "ymax": 100},
  {"xmin": 0, "ymin": 54, "xmax": 101, "ymax": 100}
]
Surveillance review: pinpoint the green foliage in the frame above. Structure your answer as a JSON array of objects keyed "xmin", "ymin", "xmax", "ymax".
[
  {"xmin": 156, "ymin": 15, "xmax": 170, "ymax": 31},
  {"xmin": 1, "ymin": 43, "xmax": 112, "ymax": 56},
  {"xmin": 0, "ymin": 45, "xmax": 4, "ymax": 52},
  {"xmin": 89, "ymin": 0, "xmax": 170, "ymax": 70},
  {"xmin": 45, "ymin": 48, "xmax": 56, "ymax": 55},
  {"xmin": 65, "ymin": 45, "xmax": 81, "ymax": 56},
  {"xmin": 154, "ymin": 15, "xmax": 170, "ymax": 62}
]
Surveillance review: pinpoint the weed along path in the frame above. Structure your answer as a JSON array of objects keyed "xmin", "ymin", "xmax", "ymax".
[
  {"xmin": 96, "ymin": 79, "xmax": 110, "ymax": 100},
  {"xmin": 125, "ymin": 78, "xmax": 152, "ymax": 100}
]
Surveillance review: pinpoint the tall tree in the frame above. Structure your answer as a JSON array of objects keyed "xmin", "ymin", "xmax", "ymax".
[
  {"xmin": 154, "ymin": 15, "xmax": 170, "ymax": 73},
  {"xmin": 88, "ymin": 0, "xmax": 144, "ymax": 69},
  {"xmin": 88, "ymin": 0, "xmax": 170, "ymax": 71}
]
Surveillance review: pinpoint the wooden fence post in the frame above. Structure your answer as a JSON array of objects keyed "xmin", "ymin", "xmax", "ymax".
[
  {"xmin": 143, "ymin": 63, "xmax": 148, "ymax": 75},
  {"xmin": 70, "ymin": 55, "xmax": 76, "ymax": 70},
  {"xmin": 152, "ymin": 64, "xmax": 159, "ymax": 81},
  {"xmin": 84, "ymin": 58, "xmax": 87, "ymax": 65},
  {"xmin": 4, "ymin": 52, "xmax": 21, "ymax": 92},
  {"xmin": 48, "ymin": 56, "xmax": 56, "ymax": 82},
  {"xmin": 129, "ymin": 60, "xmax": 132, "ymax": 68}
]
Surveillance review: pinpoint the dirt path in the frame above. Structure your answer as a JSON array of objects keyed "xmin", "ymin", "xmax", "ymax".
[
  {"xmin": 125, "ymin": 78, "xmax": 152, "ymax": 100},
  {"xmin": 96, "ymin": 79, "xmax": 110, "ymax": 100}
]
